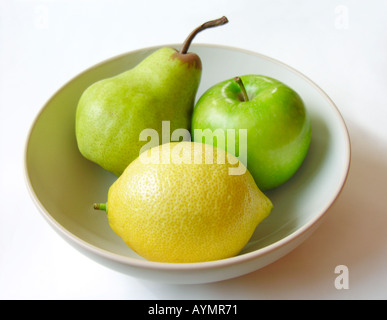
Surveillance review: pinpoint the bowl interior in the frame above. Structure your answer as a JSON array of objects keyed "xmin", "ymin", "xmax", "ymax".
[{"xmin": 25, "ymin": 44, "xmax": 350, "ymax": 263}]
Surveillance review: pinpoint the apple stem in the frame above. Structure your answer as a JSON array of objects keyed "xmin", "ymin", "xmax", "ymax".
[
  {"xmin": 179, "ymin": 16, "xmax": 229, "ymax": 54},
  {"xmin": 94, "ymin": 202, "xmax": 107, "ymax": 212},
  {"xmin": 234, "ymin": 77, "xmax": 249, "ymax": 102}
]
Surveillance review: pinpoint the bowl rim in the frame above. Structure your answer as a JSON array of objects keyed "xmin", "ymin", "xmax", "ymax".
[{"xmin": 24, "ymin": 43, "xmax": 351, "ymax": 272}]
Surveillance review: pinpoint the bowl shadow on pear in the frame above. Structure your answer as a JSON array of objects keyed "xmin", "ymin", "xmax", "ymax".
[{"xmin": 241, "ymin": 113, "xmax": 331, "ymax": 254}]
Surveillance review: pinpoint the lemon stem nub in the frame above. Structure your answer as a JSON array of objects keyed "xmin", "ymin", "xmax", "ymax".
[{"xmin": 94, "ymin": 202, "xmax": 107, "ymax": 212}]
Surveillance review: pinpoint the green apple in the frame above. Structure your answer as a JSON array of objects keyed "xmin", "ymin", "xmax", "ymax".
[{"xmin": 191, "ymin": 74, "xmax": 311, "ymax": 190}]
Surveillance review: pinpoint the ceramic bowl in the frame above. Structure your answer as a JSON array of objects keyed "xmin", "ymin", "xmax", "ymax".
[{"xmin": 25, "ymin": 44, "xmax": 350, "ymax": 284}]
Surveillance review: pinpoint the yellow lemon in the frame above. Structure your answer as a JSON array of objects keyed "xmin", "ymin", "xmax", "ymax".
[{"xmin": 94, "ymin": 142, "xmax": 273, "ymax": 263}]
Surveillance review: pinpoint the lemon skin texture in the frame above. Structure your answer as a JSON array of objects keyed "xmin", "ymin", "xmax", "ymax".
[{"xmin": 105, "ymin": 142, "xmax": 273, "ymax": 263}]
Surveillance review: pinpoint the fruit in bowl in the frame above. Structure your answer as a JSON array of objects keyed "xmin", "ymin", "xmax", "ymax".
[
  {"xmin": 94, "ymin": 142, "xmax": 273, "ymax": 263},
  {"xmin": 25, "ymin": 41, "xmax": 350, "ymax": 283},
  {"xmin": 191, "ymin": 75, "xmax": 312, "ymax": 190},
  {"xmin": 74, "ymin": 17, "xmax": 310, "ymax": 264},
  {"xmin": 75, "ymin": 17, "xmax": 228, "ymax": 176}
]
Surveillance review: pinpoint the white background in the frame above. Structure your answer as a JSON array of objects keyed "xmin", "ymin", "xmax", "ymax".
[{"xmin": 1, "ymin": 0, "xmax": 386, "ymax": 300}]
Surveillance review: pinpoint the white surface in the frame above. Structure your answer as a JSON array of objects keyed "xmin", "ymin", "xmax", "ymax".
[{"xmin": 0, "ymin": 0, "xmax": 386, "ymax": 299}]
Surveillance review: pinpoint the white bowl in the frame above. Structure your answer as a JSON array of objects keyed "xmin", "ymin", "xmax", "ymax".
[{"xmin": 25, "ymin": 44, "xmax": 350, "ymax": 284}]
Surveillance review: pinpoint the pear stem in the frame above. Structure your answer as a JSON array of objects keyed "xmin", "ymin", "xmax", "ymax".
[
  {"xmin": 234, "ymin": 77, "xmax": 249, "ymax": 102},
  {"xmin": 179, "ymin": 16, "xmax": 229, "ymax": 54},
  {"xmin": 94, "ymin": 202, "xmax": 107, "ymax": 212}
]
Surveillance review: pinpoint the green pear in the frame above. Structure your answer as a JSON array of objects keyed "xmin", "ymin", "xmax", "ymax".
[{"xmin": 75, "ymin": 16, "xmax": 228, "ymax": 176}]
